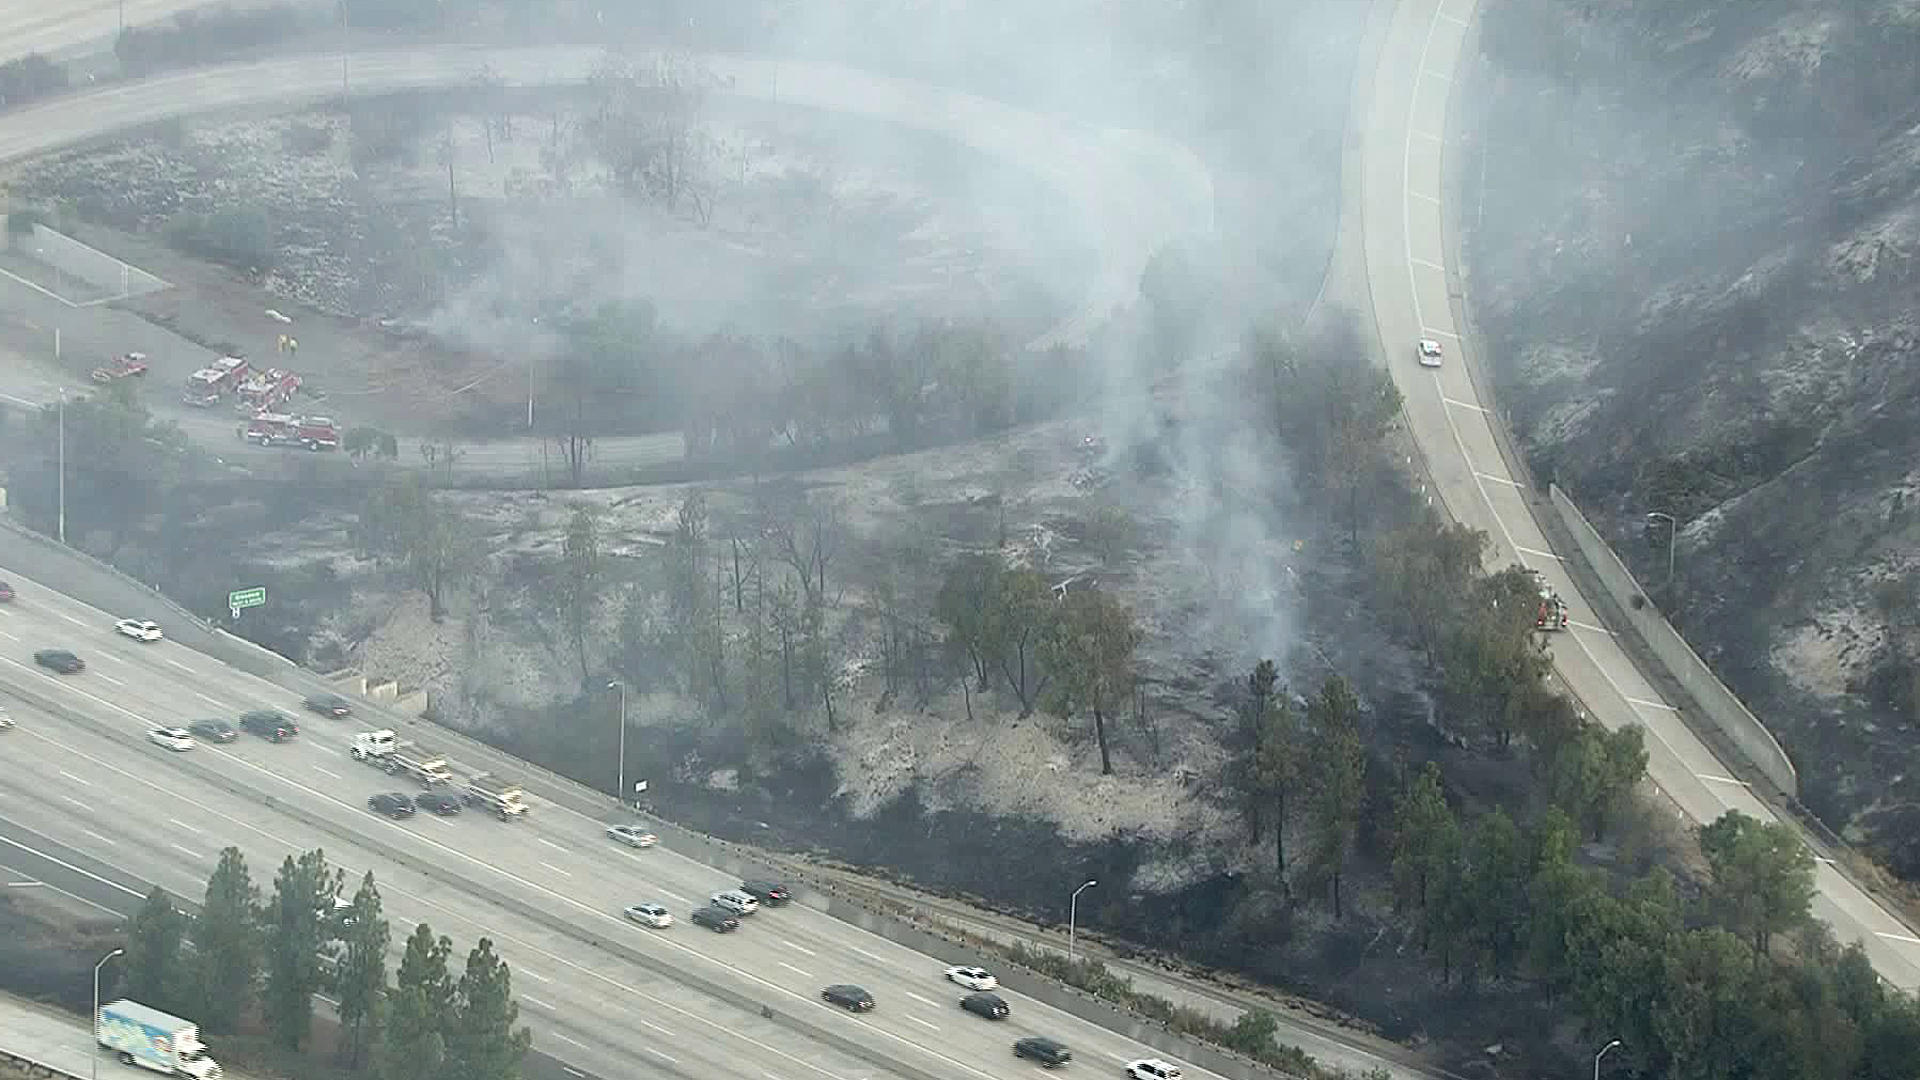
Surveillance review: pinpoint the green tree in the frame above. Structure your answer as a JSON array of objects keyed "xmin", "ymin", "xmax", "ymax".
[
  {"xmin": 559, "ymin": 504, "xmax": 602, "ymax": 682},
  {"xmin": 1038, "ymin": 588, "xmax": 1142, "ymax": 774},
  {"xmin": 361, "ymin": 477, "xmax": 481, "ymax": 620},
  {"xmin": 1387, "ymin": 762, "xmax": 1455, "ymax": 912},
  {"xmin": 1250, "ymin": 670, "xmax": 1304, "ymax": 878},
  {"xmin": 1545, "ymin": 722, "xmax": 1648, "ymax": 839},
  {"xmin": 1696, "ymin": 810, "xmax": 1817, "ymax": 956},
  {"xmin": 380, "ymin": 924, "xmax": 454, "ymax": 1080},
  {"xmin": 189, "ymin": 847, "xmax": 260, "ymax": 1035},
  {"xmin": 992, "ymin": 568, "xmax": 1058, "ymax": 717},
  {"xmin": 1083, "ymin": 505, "xmax": 1135, "ymax": 565},
  {"xmin": 121, "ymin": 887, "xmax": 187, "ymax": 1014},
  {"xmin": 1463, "ymin": 807, "xmax": 1528, "ymax": 977},
  {"xmin": 549, "ymin": 300, "xmax": 660, "ymax": 484},
  {"xmin": 263, "ymin": 848, "xmax": 343, "ymax": 1051},
  {"xmin": 1304, "ymin": 676, "xmax": 1367, "ymax": 917},
  {"xmin": 934, "ymin": 552, "xmax": 1007, "ymax": 690},
  {"xmin": 1439, "ymin": 572, "xmax": 1553, "ymax": 749},
  {"xmin": 1370, "ymin": 518, "xmax": 1488, "ymax": 662},
  {"xmin": 1649, "ymin": 927, "xmax": 1755, "ymax": 1080},
  {"xmin": 664, "ymin": 489, "xmax": 725, "ymax": 709},
  {"xmin": 446, "ymin": 938, "xmax": 533, "ymax": 1080},
  {"xmin": 336, "ymin": 871, "xmax": 392, "ymax": 1068}
]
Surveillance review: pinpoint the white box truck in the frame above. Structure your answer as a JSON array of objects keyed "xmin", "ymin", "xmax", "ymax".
[{"xmin": 97, "ymin": 999, "xmax": 223, "ymax": 1079}]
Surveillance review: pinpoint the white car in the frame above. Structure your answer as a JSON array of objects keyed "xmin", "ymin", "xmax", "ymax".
[
  {"xmin": 115, "ymin": 619, "xmax": 164, "ymax": 642},
  {"xmin": 624, "ymin": 903, "xmax": 673, "ymax": 928},
  {"xmin": 1126, "ymin": 1061, "xmax": 1183, "ymax": 1080},
  {"xmin": 945, "ymin": 965, "xmax": 998, "ymax": 992},
  {"xmin": 147, "ymin": 726, "xmax": 194, "ymax": 752},
  {"xmin": 1416, "ymin": 338, "xmax": 1444, "ymax": 368},
  {"xmin": 606, "ymin": 824, "xmax": 658, "ymax": 848}
]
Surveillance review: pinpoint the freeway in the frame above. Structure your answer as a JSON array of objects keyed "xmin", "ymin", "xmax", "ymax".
[
  {"xmin": 0, "ymin": 990, "xmax": 264, "ymax": 1080},
  {"xmin": 1354, "ymin": 0, "xmax": 1920, "ymax": 988},
  {"xmin": 0, "ymin": 0, "xmax": 231, "ymax": 63},
  {"xmin": 0, "ymin": 563, "xmax": 1276, "ymax": 1080}
]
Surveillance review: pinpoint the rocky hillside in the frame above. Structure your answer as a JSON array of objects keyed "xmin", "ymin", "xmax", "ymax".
[{"xmin": 1461, "ymin": 0, "xmax": 1920, "ymax": 871}]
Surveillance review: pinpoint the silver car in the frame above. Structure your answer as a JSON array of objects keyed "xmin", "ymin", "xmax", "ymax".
[{"xmin": 606, "ymin": 824, "xmax": 658, "ymax": 848}]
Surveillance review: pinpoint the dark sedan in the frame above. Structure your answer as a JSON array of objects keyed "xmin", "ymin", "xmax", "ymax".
[
  {"xmin": 188, "ymin": 719, "xmax": 239, "ymax": 743},
  {"xmin": 741, "ymin": 879, "xmax": 793, "ymax": 906},
  {"xmin": 239, "ymin": 710, "xmax": 298, "ymax": 742},
  {"xmin": 34, "ymin": 649, "xmax": 84, "ymax": 673},
  {"xmin": 822, "ymin": 985, "xmax": 875, "ymax": 1012},
  {"xmin": 415, "ymin": 791, "xmax": 463, "ymax": 816},
  {"xmin": 961, "ymin": 992, "xmax": 1010, "ymax": 1020},
  {"xmin": 369, "ymin": 793, "xmax": 416, "ymax": 819},
  {"xmin": 304, "ymin": 693, "xmax": 353, "ymax": 718}
]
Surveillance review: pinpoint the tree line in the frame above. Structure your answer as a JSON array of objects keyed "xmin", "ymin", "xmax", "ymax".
[
  {"xmin": 1248, "ymin": 322, "xmax": 1920, "ymax": 1079},
  {"xmin": 120, "ymin": 846, "xmax": 530, "ymax": 1080}
]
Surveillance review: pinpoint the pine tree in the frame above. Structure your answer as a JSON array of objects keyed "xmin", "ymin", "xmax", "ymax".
[
  {"xmin": 380, "ymin": 924, "xmax": 453, "ymax": 1080},
  {"xmin": 189, "ymin": 847, "xmax": 260, "ymax": 1035},
  {"xmin": 262, "ymin": 848, "xmax": 343, "ymax": 1051},
  {"xmin": 122, "ymin": 887, "xmax": 187, "ymax": 1013},
  {"xmin": 336, "ymin": 871, "xmax": 392, "ymax": 1067},
  {"xmin": 445, "ymin": 939, "xmax": 533, "ymax": 1080}
]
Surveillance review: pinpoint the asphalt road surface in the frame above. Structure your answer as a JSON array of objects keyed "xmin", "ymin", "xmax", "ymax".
[
  {"xmin": 0, "ymin": 564, "xmax": 1289, "ymax": 1080},
  {"xmin": 0, "ymin": 43, "xmax": 1214, "ymax": 477},
  {"xmin": 1354, "ymin": 0, "xmax": 1920, "ymax": 989},
  {"xmin": 0, "ymin": 989, "xmax": 269, "ymax": 1080}
]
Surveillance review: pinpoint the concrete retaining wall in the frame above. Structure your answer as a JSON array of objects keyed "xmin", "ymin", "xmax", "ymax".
[
  {"xmin": 5, "ymin": 223, "xmax": 168, "ymax": 300},
  {"xmin": 1548, "ymin": 484, "xmax": 1798, "ymax": 797}
]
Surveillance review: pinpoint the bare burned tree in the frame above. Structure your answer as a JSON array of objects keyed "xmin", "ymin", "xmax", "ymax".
[
  {"xmin": 583, "ymin": 49, "xmax": 718, "ymax": 221},
  {"xmin": 760, "ymin": 485, "xmax": 841, "ymax": 606}
]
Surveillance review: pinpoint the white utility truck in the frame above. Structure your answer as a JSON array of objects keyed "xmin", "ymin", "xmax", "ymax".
[
  {"xmin": 348, "ymin": 729, "xmax": 453, "ymax": 785},
  {"xmin": 97, "ymin": 999, "xmax": 223, "ymax": 1079}
]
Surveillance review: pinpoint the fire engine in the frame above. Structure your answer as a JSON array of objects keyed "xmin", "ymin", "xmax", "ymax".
[
  {"xmin": 91, "ymin": 352, "xmax": 149, "ymax": 383},
  {"xmin": 1526, "ymin": 569, "xmax": 1570, "ymax": 632},
  {"xmin": 242, "ymin": 412, "xmax": 340, "ymax": 451},
  {"xmin": 182, "ymin": 355, "xmax": 250, "ymax": 407},
  {"xmin": 233, "ymin": 367, "xmax": 302, "ymax": 414}
]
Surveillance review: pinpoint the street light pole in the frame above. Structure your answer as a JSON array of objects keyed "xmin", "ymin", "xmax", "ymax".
[
  {"xmin": 58, "ymin": 387, "xmax": 67, "ymax": 545},
  {"xmin": 93, "ymin": 948, "xmax": 124, "ymax": 1080},
  {"xmin": 1068, "ymin": 879, "xmax": 1097, "ymax": 964},
  {"xmin": 608, "ymin": 680, "xmax": 626, "ymax": 806},
  {"xmin": 1645, "ymin": 511, "xmax": 1677, "ymax": 589},
  {"xmin": 1593, "ymin": 1039, "xmax": 1621, "ymax": 1080}
]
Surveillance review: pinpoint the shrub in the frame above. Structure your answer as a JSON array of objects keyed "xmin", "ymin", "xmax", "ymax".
[
  {"xmin": 164, "ymin": 207, "xmax": 274, "ymax": 270},
  {"xmin": 0, "ymin": 54, "xmax": 68, "ymax": 108}
]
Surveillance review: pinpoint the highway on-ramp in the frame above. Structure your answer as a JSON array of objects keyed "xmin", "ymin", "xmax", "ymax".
[
  {"xmin": 0, "ymin": 562, "xmax": 1309, "ymax": 1080},
  {"xmin": 1358, "ymin": 0, "xmax": 1920, "ymax": 989}
]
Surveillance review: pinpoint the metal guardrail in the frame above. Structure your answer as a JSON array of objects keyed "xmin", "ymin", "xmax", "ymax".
[{"xmin": 1, "ymin": 1043, "xmax": 85, "ymax": 1079}]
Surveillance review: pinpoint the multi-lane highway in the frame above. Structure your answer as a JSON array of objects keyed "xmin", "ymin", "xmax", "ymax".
[
  {"xmin": 1357, "ymin": 0, "xmax": 1920, "ymax": 988},
  {"xmin": 0, "ymin": 563, "xmax": 1297, "ymax": 1080}
]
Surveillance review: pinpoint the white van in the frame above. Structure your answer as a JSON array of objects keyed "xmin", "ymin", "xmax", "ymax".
[
  {"xmin": 711, "ymin": 889, "xmax": 760, "ymax": 916},
  {"xmin": 1127, "ymin": 1061, "xmax": 1182, "ymax": 1080}
]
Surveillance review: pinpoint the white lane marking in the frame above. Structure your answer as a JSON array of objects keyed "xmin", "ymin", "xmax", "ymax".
[
  {"xmin": 0, "ymin": 665, "xmax": 906, "ymax": 1080},
  {"xmin": 96, "ymin": 673, "xmax": 126, "ymax": 687},
  {"xmin": 778, "ymin": 961, "xmax": 813, "ymax": 978},
  {"xmin": 1696, "ymin": 774, "xmax": 1748, "ymax": 787},
  {"xmin": 169, "ymin": 818, "xmax": 205, "ymax": 836},
  {"xmin": 4, "ymin": 880, "xmax": 43, "ymax": 887},
  {"xmin": 1570, "ymin": 620, "xmax": 1613, "ymax": 635},
  {"xmin": 563, "ymin": 1069, "xmax": 586, "ymax": 1079},
  {"xmin": 521, "ymin": 968, "xmax": 551, "ymax": 983},
  {"xmin": 906, "ymin": 991, "xmax": 936, "ymax": 1008},
  {"xmin": 195, "ymin": 693, "xmax": 224, "ymax": 707},
  {"xmin": 539, "ymin": 861, "xmax": 572, "ymax": 877},
  {"xmin": 1441, "ymin": 12, "xmax": 1469, "ymax": 28},
  {"xmin": 1475, "ymin": 471, "xmax": 1520, "ymax": 487},
  {"xmin": 60, "ymin": 613, "xmax": 87, "ymax": 627},
  {"xmin": 1410, "ymin": 256, "xmax": 1445, "ymax": 272},
  {"xmin": 1424, "ymin": 327, "xmax": 1461, "ymax": 339},
  {"xmin": 58, "ymin": 770, "xmax": 92, "ymax": 786},
  {"xmin": 656, "ymin": 890, "xmax": 690, "ymax": 906},
  {"xmin": 1422, "ymin": 69, "xmax": 1451, "ymax": 82},
  {"xmin": 0, "ymin": 393, "xmax": 37, "ymax": 407},
  {"xmin": 522, "ymin": 996, "xmax": 554, "ymax": 1011},
  {"xmin": 549, "ymin": 1032, "xmax": 585, "ymax": 1049},
  {"xmin": 640, "ymin": 1019, "xmax": 673, "ymax": 1036},
  {"xmin": 1411, "ymin": 128, "xmax": 1443, "ymax": 142},
  {"xmin": 167, "ymin": 659, "xmax": 198, "ymax": 675},
  {"xmin": 646, "ymin": 1048, "xmax": 677, "ymax": 1064},
  {"xmin": 1443, "ymin": 396, "xmax": 1486, "ymax": 413},
  {"xmin": 1517, "ymin": 546, "xmax": 1562, "ymax": 561},
  {"xmin": 313, "ymin": 766, "xmax": 341, "ymax": 779},
  {"xmin": 0, "ymin": 629, "xmax": 17, "ymax": 641},
  {"xmin": 538, "ymin": 837, "xmax": 569, "ymax": 853},
  {"xmin": 1410, "ymin": 190, "xmax": 1441, "ymax": 204},
  {"xmin": 0, "ymin": 837, "xmax": 136, "ymax": 917},
  {"xmin": 849, "ymin": 945, "xmax": 887, "ymax": 964},
  {"xmin": 61, "ymin": 795, "xmax": 87, "ymax": 808},
  {"xmin": 782, "ymin": 940, "xmax": 817, "ymax": 957},
  {"xmin": 1877, "ymin": 932, "xmax": 1920, "ymax": 945},
  {"xmin": 1816, "ymin": 857, "xmax": 1836, "ymax": 866},
  {"xmin": 908, "ymin": 1017, "xmax": 940, "ymax": 1032},
  {"xmin": 170, "ymin": 843, "xmax": 202, "ymax": 860},
  {"xmin": 1629, "ymin": 698, "xmax": 1678, "ymax": 711}
]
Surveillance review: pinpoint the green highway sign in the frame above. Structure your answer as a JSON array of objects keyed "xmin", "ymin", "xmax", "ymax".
[{"xmin": 229, "ymin": 587, "xmax": 267, "ymax": 610}]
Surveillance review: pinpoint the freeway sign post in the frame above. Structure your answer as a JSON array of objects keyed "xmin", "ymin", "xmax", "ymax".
[{"xmin": 228, "ymin": 586, "xmax": 266, "ymax": 621}]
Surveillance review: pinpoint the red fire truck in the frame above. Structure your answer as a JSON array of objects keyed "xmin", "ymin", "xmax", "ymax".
[
  {"xmin": 233, "ymin": 367, "xmax": 303, "ymax": 414},
  {"xmin": 91, "ymin": 352, "xmax": 150, "ymax": 383},
  {"xmin": 183, "ymin": 355, "xmax": 250, "ymax": 407},
  {"xmin": 1526, "ymin": 569, "xmax": 1570, "ymax": 632},
  {"xmin": 242, "ymin": 412, "xmax": 340, "ymax": 451}
]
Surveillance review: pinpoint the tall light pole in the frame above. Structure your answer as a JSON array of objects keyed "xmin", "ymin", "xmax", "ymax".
[
  {"xmin": 93, "ymin": 948, "xmax": 124, "ymax": 1080},
  {"xmin": 608, "ymin": 680, "xmax": 626, "ymax": 806},
  {"xmin": 1067, "ymin": 879, "xmax": 1097, "ymax": 963},
  {"xmin": 58, "ymin": 386, "xmax": 67, "ymax": 545},
  {"xmin": 1645, "ymin": 510, "xmax": 1677, "ymax": 589},
  {"xmin": 1593, "ymin": 1039, "xmax": 1621, "ymax": 1080}
]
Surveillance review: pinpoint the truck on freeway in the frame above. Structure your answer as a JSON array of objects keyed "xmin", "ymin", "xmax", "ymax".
[
  {"xmin": 96, "ymin": 999, "xmax": 223, "ymax": 1079},
  {"xmin": 349, "ymin": 729, "xmax": 452, "ymax": 785},
  {"xmin": 462, "ymin": 771, "xmax": 530, "ymax": 820}
]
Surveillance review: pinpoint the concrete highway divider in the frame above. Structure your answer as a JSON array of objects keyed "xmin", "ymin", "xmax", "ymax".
[{"xmin": 1, "ymin": 1046, "xmax": 85, "ymax": 1080}]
